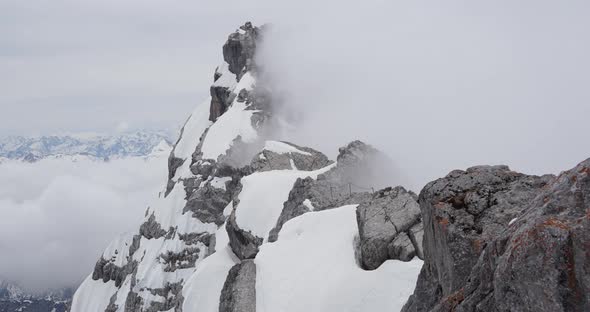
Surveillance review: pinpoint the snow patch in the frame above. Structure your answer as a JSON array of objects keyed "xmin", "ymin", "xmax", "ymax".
[
  {"xmin": 263, "ymin": 141, "xmax": 312, "ymax": 156},
  {"xmin": 234, "ymin": 163, "xmax": 336, "ymax": 240},
  {"xmin": 70, "ymin": 276, "xmax": 117, "ymax": 312},
  {"xmin": 182, "ymin": 224, "xmax": 238, "ymax": 312},
  {"xmin": 302, "ymin": 199, "xmax": 315, "ymax": 211},
  {"xmin": 255, "ymin": 205, "xmax": 422, "ymax": 312},
  {"xmin": 209, "ymin": 177, "xmax": 232, "ymax": 191},
  {"xmin": 173, "ymin": 99, "xmax": 213, "ymax": 179},
  {"xmin": 200, "ymin": 72, "xmax": 258, "ymax": 161}
]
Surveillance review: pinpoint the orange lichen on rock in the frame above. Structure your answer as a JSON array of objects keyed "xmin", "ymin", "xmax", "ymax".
[{"xmin": 441, "ymin": 288, "xmax": 465, "ymax": 311}]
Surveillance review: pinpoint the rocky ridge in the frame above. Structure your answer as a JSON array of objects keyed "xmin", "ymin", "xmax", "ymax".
[
  {"xmin": 71, "ymin": 22, "xmax": 424, "ymax": 312},
  {"xmin": 402, "ymin": 162, "xmax": 590, "ymax": 312},
  {"xmin": 70, "ymin": 21, "xmax": 589, "ymax": 312}
]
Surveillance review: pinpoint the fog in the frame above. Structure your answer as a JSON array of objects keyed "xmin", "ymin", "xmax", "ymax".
[
  {"xmin": 255, "ymin": 1, "xmax": 590, "ymax": 190},
  {"xmin": 0, "ymin": 156, "xmax": 167, "ymax": 291}
]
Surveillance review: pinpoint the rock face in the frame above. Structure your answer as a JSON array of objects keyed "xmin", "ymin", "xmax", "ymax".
[
  {"xmin": 226, "ymin": 210, "xmax": 263, "ymax": 260},
  {"xmin": 219, "ymin": 260, "xmax": 256, "ymax": 312},
  {"xmin": 249, "ymin": 141, "xmax": 332, "ymax": 172},
  {"xmin": 356, "ymin": 186, "xmax": 423, "ymax": 270},
  {"xmin": 267, "ymin": 141, "xmax": 382, "ymax": 242},
  {"xmin": 402, "ymin": 161, "xmax": 590, "ymax": 312},
  {"xmin": 71, "ymin": 22, "xmax": 268, "ymax": 312},
  {"xmin": 210, "ymin": 22, "xmax": 260, "ymax": 122},
  {"xmin": 223, "ymin": 22, "xmax": 259, "ymax": 78}
]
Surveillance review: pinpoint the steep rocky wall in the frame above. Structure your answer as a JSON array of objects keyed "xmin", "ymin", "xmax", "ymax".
[{"xmin": 402, "ymin": 160, "xmax": 590, "ymax": 312}]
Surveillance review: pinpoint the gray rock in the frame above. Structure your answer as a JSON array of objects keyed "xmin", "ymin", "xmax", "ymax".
[
  {"xmin": 209, "ymin": 84, "xmax": 233, "ymax": 123},
  {"xmin": 323, "ymin": 140, "xmax": 400, "ymax": 190},
  {"xmin": 226, "ymin": 210, "xmax": 263, "ymax": 260},
  {"xmin": 222, "ymin": 22, "xmax": 259, "ymax": 79},
  {"xmin": 408, "ymin": 222, "xmax": 424, "ymax": 260},
  {"xmin": 268, "ymin": 177, "xmax": 373, "ymax": 242},
  {"xmin": 250, "ymin": 141, "xmax": 333, "ymax": 172},
  {"xmin": 401, "ymin": 163, "xmax": 560, "ymax": 312},
  {"xmin": 139, "ymin": 213, "xmax": 167, "ymax": 239},
  {"xmin": 268, "ymin": 141, "xmax": 383, "ymax": 242},
  {"xmin": 92, "ymin": 257, "xmax": 137, "ymax": 288},
  {"xmin": 183, "ymin": 183, "xmax": 230, "ymax": 226},
  {"xmin": 388, "ymin": 232, "xmax": 416, "ymax": 262},
  {"xmin": 356, "ymin": 186, "xmax": 421, "ymax": 270},
  {"xmin": 219, "ymin": 260, "xmax": 256, "ymax": 312},
  {"xmin": 160, "ymin": 247, "xmax": 201, "ymax": 272}
]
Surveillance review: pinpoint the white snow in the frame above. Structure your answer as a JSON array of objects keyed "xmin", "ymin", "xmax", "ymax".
[
  {"xmin": 302, "ymin": 199, "xmax": 315, "ymax": 211},
  {"xmin": 212, "ymin": 62, "xmax": 237, "ymax": 89},
  {"xmin": 234, "ymin": 163, "xmax": 336, "ymax": 239},
  {"xmin": 182, "ymin": 225, "xmax": 239, "ymax": 312},
  {"xmin": 209, "ymin": 176, "xmax": 232, "ymax": 191},
  {"xmin": 172, "ymin": 99, "xmax": 213, "ymax": 179},
  {"xmin": 70, "ymin": 275, "xmax": 117, "ymax": 312},
  {"xmin": 255, "ymin": 205, "xmax": 422, "ymax": 312},
  {"xmin": 263, "ymin": 141, "xmax": 312, "ymax": 156},
  {"xmin": 200, "ymin": 72, "xmax": 258, "ymax": 160}
]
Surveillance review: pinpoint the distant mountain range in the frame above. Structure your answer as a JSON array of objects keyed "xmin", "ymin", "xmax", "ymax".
[
  {"xmin": 0, "ymin": 280, "xmax": 73, "ymax": 312},
  {"xmin": 0, "ymin": 131, "xmax": 174, "ymax": 162}
]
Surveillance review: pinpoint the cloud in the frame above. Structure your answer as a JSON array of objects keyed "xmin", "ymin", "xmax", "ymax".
[
  {"xmin": 0, "ymin": 156, "xmax": 168, "ymax": 291},
  {"xmin": 254, "ymin": 0, "xmax": 590, "ymax": 189}
]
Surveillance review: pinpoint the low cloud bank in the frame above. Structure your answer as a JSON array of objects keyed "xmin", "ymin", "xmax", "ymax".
[{"xmin": 0, "ymin": 156, "xmax": 167, "ymax": 291}]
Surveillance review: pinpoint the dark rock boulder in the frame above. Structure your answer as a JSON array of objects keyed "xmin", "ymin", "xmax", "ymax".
[
  {"xmin": 356, "ymin": 186, "xmax": 423, "ymax": 270},
  {"xmin": 219, "ymin": 260, "xmax": 256, "ymax": 312},
  {"xmin": 401, "ymin": 162, "xmax": 579, "ymax": 312},
  {"xmin": 223, "ymin": 22, "xmax": 259, "ymax": 78},
  {"xmin": 139, "ymin": 213, "xmax": 167, "ymax": 239},
  {"xmin": 226, "ymin": 210, "xmax": 263, "ymax": 260}
]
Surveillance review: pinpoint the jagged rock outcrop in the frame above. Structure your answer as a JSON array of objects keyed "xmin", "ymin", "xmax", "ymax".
[
  {"xmin": 218, "ymin": 260, "xmax": 256, "ymax": 312},
  {"xmin": 401, "ymin": 161, "xmax": 590, "ymax": 312},
  {"xmin": 223, "ymin": 22, "xmax": 259, "ymax": 78},
  {"xmin": 268, "ymin": 141, "xmax": 382, "ymax": 242},
  {"xmin": 250, "ymin": 141, "xmax": 332, "ymax": 172},
  {"xmin": 226, "ymin": 210, "xmax": 263, "ymax": 260},
  {"xmin": 210, "ymin": 22, "xmax": 260, "ymax": 122},
  {"xmin": 356, "ymin": 186, "xmax": 423, "ymax": 269},
  {"xmin": 72, "ymin": 22, "xmax": 269, "ymax": 312}
]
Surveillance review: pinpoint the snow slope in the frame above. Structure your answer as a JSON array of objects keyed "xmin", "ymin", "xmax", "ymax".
[
  {"xmin": 234, "ymin": 163, "xmax": 335, "ymax": 239},
  {"xmin": 255, "ymin": 205, "xmax": 422, "ymax": 312}
]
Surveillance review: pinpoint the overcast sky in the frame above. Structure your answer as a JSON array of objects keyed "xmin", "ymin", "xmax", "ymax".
[
  {"xmin": 1, "ymin": 0, "xmax": 590, "ymax": 291},
  {"xmin": 0, "ymin": 1, "xmax": 263, "ymax": 135}
]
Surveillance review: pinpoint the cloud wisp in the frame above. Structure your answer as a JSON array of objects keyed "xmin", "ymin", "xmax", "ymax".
[{"xmin": 256, "ymin": 1, "xmax": 590, "ymax": 189}]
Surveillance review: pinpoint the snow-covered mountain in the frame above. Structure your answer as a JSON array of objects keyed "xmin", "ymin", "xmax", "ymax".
[
  {"xmin": 0, "ymin": 280, "xmax": 72, "ymax": 312},
  {"xmin": 68, "ymin": 21, "xmax": 590, "ymax": 312},
  {"xmin": 71, "ymin": 22, "xmax": 423, "ymax": 312},
  {"xmin": 0, "ymin": 131, "xmax": 173, "ymax": 162}
]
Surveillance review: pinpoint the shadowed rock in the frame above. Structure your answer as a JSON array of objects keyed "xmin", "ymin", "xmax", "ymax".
[
  {"xmin": 223, "ymin": 22, "xmax": 259, "ymax": 78},
  {"xmin": 226, "ymin": 210, "xmax": 263, "ymax": 260},
  {"xmin": 219, "ymin": 260, "xmax": 256, "ymax": 312}
]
